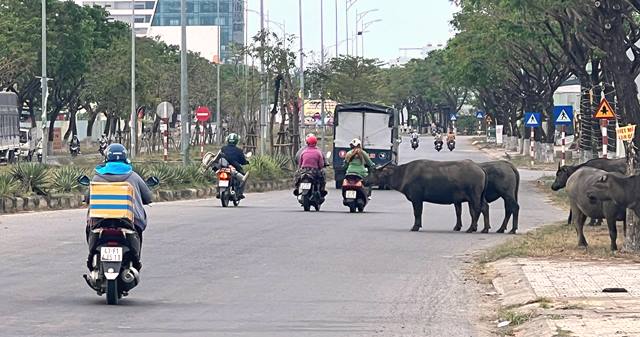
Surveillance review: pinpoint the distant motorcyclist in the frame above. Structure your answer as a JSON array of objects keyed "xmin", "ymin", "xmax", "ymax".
[
  {"xmin": 294, "ymin": 134, "xmax": 327, "ymax": 197},
  {"xmin": 220, "ymin": 133, "xmax": 249, "ymax": 199},
  {"xmin": 70, "ymin": 135, "xmax": 81, "ymax": 156},
  {"xmin": 294, "ymin": 133, "xmax": 315, "ymax": 166},
  {"xmin": 447, "ymin": 129, "xmax": 456, "ymax": 143},
  {"xmin": 434, "ymin": 132, "xmax": 443, "ymax": 144},
  {"xmin": 87, "ymin": 143, "xmax": 153, "ymax": 271},
  {"xmin": 98, "ymin": 134, "xmax": 109, "ymax": 156},
  {"xmin": 344, "ymin": 138, "xmax": 376, "ymax": 198}
]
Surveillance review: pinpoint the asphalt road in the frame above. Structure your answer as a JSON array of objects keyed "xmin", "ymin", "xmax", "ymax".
[{"xmin": 0, "ymin": 136, "xmax": 565, "ymax": 337}]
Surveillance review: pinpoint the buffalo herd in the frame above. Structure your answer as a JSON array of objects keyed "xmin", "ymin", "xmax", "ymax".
[{"xmin": 369, "ymin": 159, "xmax": 520, "ymax": 234}]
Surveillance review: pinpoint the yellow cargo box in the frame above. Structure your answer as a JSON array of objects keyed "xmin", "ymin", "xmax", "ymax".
[{"xmin": 89, "ymin": 182, "xmax": 135, "ymax": 222}]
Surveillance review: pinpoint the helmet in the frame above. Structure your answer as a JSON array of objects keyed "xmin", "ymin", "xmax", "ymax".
[
  {"xmin": 306, "ymin": 134, "xmax": 318, "ymax": 146},
  {"xmin": 226, "ymin": 133, "xmax": 240, "ymax": 145},
  {"xmin": 105, "ymin": 143, "xmax": 129, "ymax": 163},
  {"xmin": 350, "ymin": 138, "xmax": 362, "ymax": 148}
]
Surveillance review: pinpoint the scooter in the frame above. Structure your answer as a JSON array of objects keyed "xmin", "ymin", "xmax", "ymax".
[
  {"xmin": 341, "ymin": 174, "xmax": 368, "ymax": 213},
  {"xmin": 447, "ymin": 139, "xmax": 456, "ymax": 151},
  {"xmin": 70, "ymin": 144, "xmax": 80, "ymax": 157},
  {"xmin": 411, "ymin": 138, "xmax": 419, "ymax": 150},
  {"xmin": 78, "ymin": 175, "xmax": 159, "ymax": 305},
  {"xmin": 434, "ymin": 139, "xmax": 443, "ymax": 152},
  {"xmin": 297, "ymin": 169, "xmax": 325, "ymax": 212}
]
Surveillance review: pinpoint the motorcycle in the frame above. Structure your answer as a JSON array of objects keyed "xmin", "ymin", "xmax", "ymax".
[
  {"xmin": 411, "ymin": 138, "xmax": 419, "ymax": 150},
  {"xmin": 203, "ymin": 151, "xmax": 248, "ymax": 207},
  {"xmin": 342, "ymin": 174, "xmax": 368, "ymax": 213},
  {"xmin": 98, "ymin": 140, "xmax": 108, "ymax": 157},
  {"xmin": 297, "ymin": 169, "xmax": 325, "ymax": 212},
  {"xmin": 434, "ymin": 139, "xmax": 443, "ymax": 152},
  {"xmin": 447, "ymin": 139, "xmax": 456, "ymax": 151},
  {"xmin": 78, "ymin": 175, "xmax": 159, "ymax": 305},
  {"xmin": 36, "ymin": 140, "xmax": 43, "ymax": 163},
  {"xmin": 70, "ymin": 144, "xmax": 80, "ymax": 157}
]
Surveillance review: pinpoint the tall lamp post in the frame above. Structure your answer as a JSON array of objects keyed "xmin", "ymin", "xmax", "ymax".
[
  {"xmin": 360, "ymin": 19, "xmax": 381, "ymax": 58},
  {"xmin": 299, "ymin": 0, "xmax": 305, "ymax": 143},
  {"xmin": 345, "ymin": 0, "xmax": 358, "ymax": 56},
  {"xmin": 320, "ymin": 0, "xmax": 326, "ymax": 152},
  {"xmin": 216, "ymin": 0, "xmax": 221, "ymax": 144},
  {"xmin": 40, "ymin": 0, "xmax": 48, "ymax": 163},
  {"xmin": 130, "ymin": 0, "xmax": 136, "ymax": 159},
  {"xmin": 355, "ymin": 9, "xmax": 377, "ymax": 57},
  {"xmin": 180, "ymin": 0, "xmax": 189, "ymax": 164}
]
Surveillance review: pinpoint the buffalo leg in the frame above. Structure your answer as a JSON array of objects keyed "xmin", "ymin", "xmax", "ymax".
[
  {"xmin": 508, "ymin": 200, "xmax": 520, "ymax": 234},
  {"xmin": 411, "ymin": 200, "xmax": 423, "ymax": 232},
  {"xmin": 466, "ymin": 201, "xmax": 482, "ymax": 233},
  {"xmin": 571, "ymin": 204, "xmax": 588, "ymax": 247},
  {"xmin": 567, "ymin": 210, "xmax": 572, "ymax": 225},
  {"xmin": 480, "ymin": 201, "xmax": 491, "ymax": 233},
  {"xmin": 453, "ymin": 203, "xmax": 462, "ymax": 231},
  {"xmin": 497, "ymin": 198, "xmax": 511, "ymax": 233},
  {"xmin": 605, "ymin": 214, "xmax": 618, "ymax": 251}
]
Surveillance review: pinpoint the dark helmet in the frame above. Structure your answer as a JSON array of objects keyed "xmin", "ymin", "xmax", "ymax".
[{"xmin": 105, "ymin": 143, "xmax": 129, "ymax": 163}]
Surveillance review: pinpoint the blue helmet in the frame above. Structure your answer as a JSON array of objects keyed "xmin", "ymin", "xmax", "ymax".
[{"xmin": 105, "ymin": 143, "xmax": 130, "ymax": 163}]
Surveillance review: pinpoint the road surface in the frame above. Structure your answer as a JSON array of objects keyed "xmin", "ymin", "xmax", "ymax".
[{"xmin": 0, "ymin": 136, "xmax": 565, "ymax": 337}]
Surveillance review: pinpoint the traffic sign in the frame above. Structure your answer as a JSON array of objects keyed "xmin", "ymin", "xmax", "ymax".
[
  {"xmin": 617, "ymin": 124, "xmax": 636, "ymax": 141},
  {"xmin": 195, "ymin": 106, "xmax": 211, "ymax": 122},
  {"xmin": 594, "ymin": 98, "xmax": 615, "ymax": 119},
  {"xmin": 524, "ymin": 112, "xmax": 542, "ymax": 128},
  {"xmin": 553, "ymin": 105, "xmax": 573, "ymax": 125},
  {"xmin": 156, "ymin": 102, "xmax": 174, "ymax": 119},
  {"xmin": 450, "ymin": 113, "xmax": 457, "ymax": 121},
  {"xmin": 476, "ymin": 111, "xmax": 485, "ymax": 119}
]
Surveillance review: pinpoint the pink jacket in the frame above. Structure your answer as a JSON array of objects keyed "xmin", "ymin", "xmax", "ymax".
[{"xmin": 299, "ymin": 146, "xmax": 325, "ymax": 169}]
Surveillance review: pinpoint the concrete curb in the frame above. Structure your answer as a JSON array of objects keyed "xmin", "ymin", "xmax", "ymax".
[{"xmin": 0, "ymin": 179, "xmax": 291, "ymax": 214}]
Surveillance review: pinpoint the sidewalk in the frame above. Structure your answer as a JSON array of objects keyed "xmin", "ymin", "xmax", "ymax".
[{"xmin": 490, "ymin": 258, "xmax": 640, "ymax": 337}]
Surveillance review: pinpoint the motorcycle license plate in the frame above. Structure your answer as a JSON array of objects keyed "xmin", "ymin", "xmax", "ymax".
[
  {"xmin": 300, "ymin": 182, "xmax": 312, "ymax": 190},
  {"xmin": 219, "ymin": 180, "xmax": 230, "ymax": 187},
  {"xmin": 100, "ymin": 247, "xmax": 123, "ymax": 262},
  {"xmin": 345, "ymin": 190, "xmax": 357, "ymax": 199}
]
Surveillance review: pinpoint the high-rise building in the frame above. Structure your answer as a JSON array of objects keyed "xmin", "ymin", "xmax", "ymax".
[{"xmin": 77, "ymin": 0, "xmax": 244, "ymax": 62}]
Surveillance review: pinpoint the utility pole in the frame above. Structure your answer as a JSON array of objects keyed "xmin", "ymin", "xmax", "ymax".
[
  {"xmin": 298, "ymin": 0, "xmax": 305, "ymax": 141},
  {"xmin": 320, "ymin": 0, "xmax": 326, "ymax": 153},
  {"xmin": 243, "ymin": 0, "xmax": 249, "ymax": 137},
  {"xmin": 335, "ymin": 0, "xmax": 338, "ymax": 57},
  {"xmin": 346, "ymin": 0, "xmax": 358, "ymax": 56},
  {"xmin": 180, "ymin": 0, "xmax": 189, "ymax": 164},
  {"xmin": 216, "ymin": 0, "xmax": 221, "ymax": 144},
  {"xmin": 130, "ymin": 0, "xmax": 136, "ymax": 159},
  {"xmin": 259, "ymin": 0, "xmax": 266, "ymax": 154},
  {"xmin": 41, "ymin": 0, "xmax": 48, "ymax": 163}
]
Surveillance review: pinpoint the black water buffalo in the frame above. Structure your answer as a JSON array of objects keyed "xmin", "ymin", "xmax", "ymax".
[
  {"xmin": 551, "ymin": 157, "xmax": 627, "ymax": 225},
  {"xmin": 588, "ymin": 172, "xmax": 638, "ymax": 227},
  {"xmin": 369, "ymin": 159, "xmax": 488, "ymax": 232},
  {"xmin": 454, "ymin": 161, "xmax": 520, "ymax": 234},
  {"xmin": 565, "ymin": 167, "xmax": 626, "ymax": 251}
]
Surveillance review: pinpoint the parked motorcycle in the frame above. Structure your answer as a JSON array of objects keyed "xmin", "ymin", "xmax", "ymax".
[
  {"xmin": 411, "ymin": 138, "xmax": 419, "ymax": 150},
  {"xmin": 78, "ymin": 175, "xmax": 159, "ymax": 305},
  {"xmin": 447, "ymin": 139, "xmax": 456, "ymax": 151},
  {"xmin": 70, "ymin": 144, "xmax": 80, "ymax": 157},
  {"xmin": 434, "ymin": 139, "xmax": 443, "ymax": 152},
  {"xmin": 342, "ymin": 174, "xmax": 368, "ymax": 213},
  {"xmin": 297, "ymin": 169, "xmax": 325, "ymax": 212}
]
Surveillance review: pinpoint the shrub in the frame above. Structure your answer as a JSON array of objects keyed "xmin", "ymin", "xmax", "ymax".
[
  {"xmin": 247, "ymin": 155, "xmax": 286, "ymax": 180},
  {"xmin": 0, "ymin": 174, "xmax": 19, "ymax": 197},
  {"xmin": 11, "ymin": 163, "xmax": 49, "ymax": 195},
  {"xmin": 50, "ymin": 166, "xmax": 87, "ymax": 194}
]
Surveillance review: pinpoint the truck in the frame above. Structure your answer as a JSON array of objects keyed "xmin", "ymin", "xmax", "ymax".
[
  {"xmin": 332, "ymin": 102, "xmax": 400, "ymax": 189},
  {"xmin": 19, "ymin": 126, "xmax": 39, "ymax": 162},
  {"xmin": 0, "ymin": 92, "xmax": 20, "ymax": 163}
]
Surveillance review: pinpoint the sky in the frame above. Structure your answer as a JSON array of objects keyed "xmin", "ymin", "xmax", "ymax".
[{"xmin": 246, "ymin": 0, "xmax": 459, "ymax": 64}]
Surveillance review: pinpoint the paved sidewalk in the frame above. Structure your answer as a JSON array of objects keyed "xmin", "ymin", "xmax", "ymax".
[{"xmin": 491, "ymin": 258, "xmax": 640, "ymax": 337}]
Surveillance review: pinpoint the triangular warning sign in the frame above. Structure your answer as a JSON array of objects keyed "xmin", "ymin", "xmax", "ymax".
[
  {"xmin": 556, "ymin": 110, "xmax": 571, "ymax": 123},
  {"xmin": 526, "ymin": 114, "xmax": 538, "ymax": 125},
  {"xmin": 594, "ymin": 98, "xmax": 615, "ymax": 119}
]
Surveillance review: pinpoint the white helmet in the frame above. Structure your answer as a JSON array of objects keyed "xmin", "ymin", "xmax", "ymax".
[{"xmin": 350, "ymin": 138, "xmax": 362, "ymax": 148}]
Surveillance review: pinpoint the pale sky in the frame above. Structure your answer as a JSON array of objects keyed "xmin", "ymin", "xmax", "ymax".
[{"xmin": 246, "ymin": 0, "xmax": 459, "ymax": 63}]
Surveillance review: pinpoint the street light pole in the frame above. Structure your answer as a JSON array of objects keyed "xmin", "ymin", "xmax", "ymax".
[
  {"xmin": 298, "ymin": 0, "xmax": 305, "ymax": 142},
  {"xmin": 180, "ymin": 0, "xmax": 189, "ymax": 164},
  {"xmin": 259, "ymin": 0, "xmax": 266, "ymax": 155},
  {"xmin": 335, "ymin": 0, "xmax": 338, "ymax": 57},
  {"xmin": 320, "ymin": 0, "xmax": 326, "ymax": 153},
  {"xmin": 361, "ymin": 19, "xmax": 381, "ymax": 58},
  {"xmin": 130, "ymin": 0, "xmax": 136, "ymax": 159},
  {"xmin": 345, "ymin": 0, "xmax": 357, "ymax": 56},
  {"xmin": 216, "ymin": 0, "xmax": 221, "ymax": 144},
  {"xmin": 41, "ymin": 0, "xmax": 48, "ymax": 163}
]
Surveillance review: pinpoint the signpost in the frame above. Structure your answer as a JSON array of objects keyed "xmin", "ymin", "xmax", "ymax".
[
  {"xmin": 157, "ymin": 102, "xmax": 174, "ymax": 161},
  {"xmin": 617, "ymin": 124, "xmax": 636, "ymax": 142},
  {"xmin": 594, "ymin": 98, "xmax": 616, "ymax": 158},
  {"xmin": 195, "ymin": 106, "xmax": 211, "ymax": 158},
  {"xmin": 524, "ymin": 112, "xmax": 542, "ymax": 165},
  {"xmin": 553, "ymin": 105, "xmax": 574, "ymax": 166},
  {"xmin": 476, "ymin": 111, "xmax": 484, "ymax": 135}
]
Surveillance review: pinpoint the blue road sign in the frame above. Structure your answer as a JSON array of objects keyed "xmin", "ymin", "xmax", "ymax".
[
  {"xmin": 553, "ymin": 105, "xmax": 574, "ymax": 125},
  {"xmin": 524, "ymin": 112, "xmax": 542, "ymax": 128},
  {"xmin": 476, "ymin": 111, "xmax": 485, "ymax": 119},
  {"xmin": 450, "ymin": 113, "xmax": 457, "ymax": 121}
]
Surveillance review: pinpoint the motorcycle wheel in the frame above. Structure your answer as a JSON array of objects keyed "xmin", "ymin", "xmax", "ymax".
[
  {"xmin": 357, "ymin": 205, "xmax": 365, "ymax": 213},
  {"xmin": 221, "ymin": 191, "xmax": 230, "ymax": 207},
  {"xmin": 106, "ymin": 279, "xmax": 119, "ymax": 305},
  {"xmin": 349, "ymin": 205, "xmax": 357, "ymax": 213},
  {"xmin": 313, "ymin": 203, "xmax": 320, "ymax": 212},
  {"xmin": 233, "ymin": 198, "xmax": 240, "ymax": 207},
  {"xmin": 303, "ymin": 197, "xmax": 311, "ymax": 212}
]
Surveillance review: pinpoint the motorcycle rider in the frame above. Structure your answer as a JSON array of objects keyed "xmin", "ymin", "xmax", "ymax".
[
  {"xmin": 344, "ymin": 138, "xmax": 376, "ymax": 198},
  {"xmin": 98, "ymin": 134, "xmax": 109, "ymax": 156},
  {"xmin": 220, "ymin": 133, "xmax": 249, "ymax": 199},
  {"xmin": 447, "ymin": 128, "xmax": 456, "ymax": 143},
  {"xmin": 294, "ymin": 133, "xmax": 315, "ymax": 166},
  {"xmin": 86, "ymin": 143, "xmax": 153, "ymax": 272},
  {"xmin": 294, "ymin": 134, "xmax": 327, "ymax": 197},
  {"xmin": 434, "ymin": 132, "xmax": 444, "ymax": 146},
  {"xmin": 410, "ymin": 130, "xmax": 419, "ymax": 142}
]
